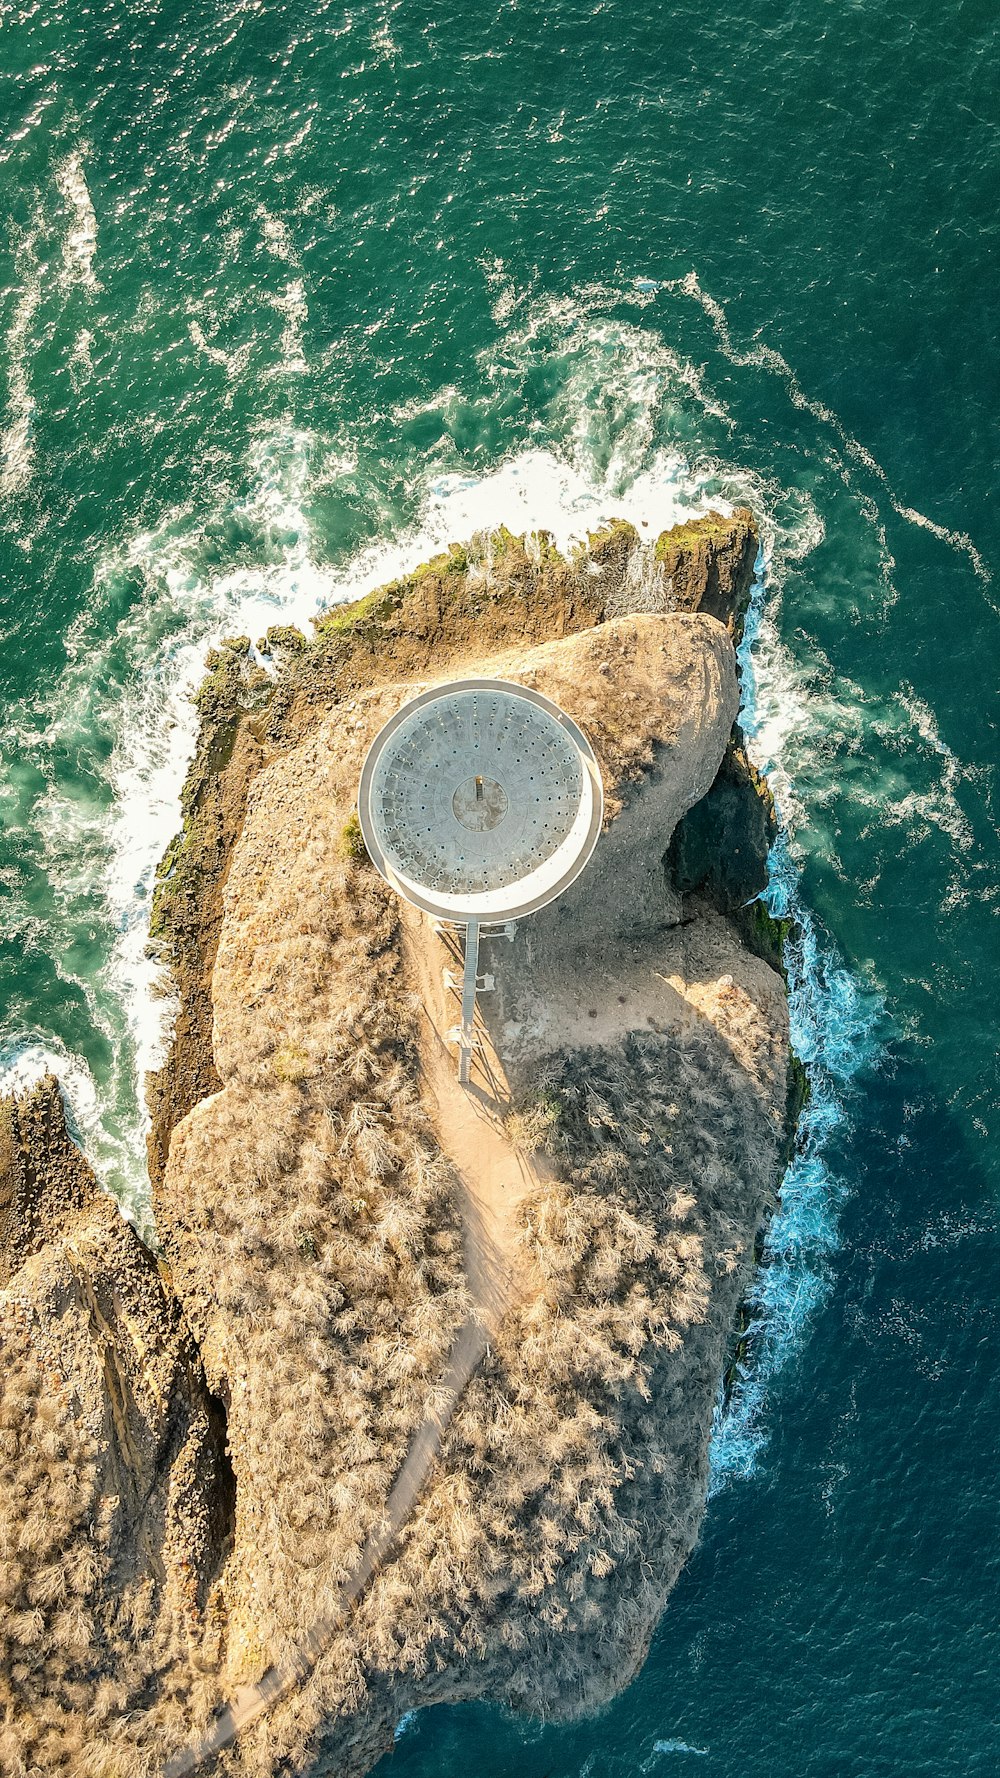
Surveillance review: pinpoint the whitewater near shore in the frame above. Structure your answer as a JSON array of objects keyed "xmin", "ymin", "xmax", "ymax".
[{"xmin": 0, "ymin": 510, "xmax": 806, "ymax": 1778}]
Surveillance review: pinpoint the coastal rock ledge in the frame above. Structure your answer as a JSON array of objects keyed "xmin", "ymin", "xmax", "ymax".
[{"xmin": 0, "ymin": 510, "xmax": 801, "ymax": 1778}]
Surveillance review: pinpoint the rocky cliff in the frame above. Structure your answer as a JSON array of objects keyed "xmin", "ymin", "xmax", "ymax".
[{"xmin": 0, "ymin": 507, "xmax": 797, "ymax": 1778}]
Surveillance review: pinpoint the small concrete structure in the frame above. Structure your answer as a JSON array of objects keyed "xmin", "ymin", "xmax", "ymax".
[{"xmin": 358, "ymin": 678, "xmax": 603, "ymax": 1080}]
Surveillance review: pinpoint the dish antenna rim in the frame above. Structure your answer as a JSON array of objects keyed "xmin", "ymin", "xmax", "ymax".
[{"xmin": 357, "ymin": 676, "xmax": 604, "ymax": 924}]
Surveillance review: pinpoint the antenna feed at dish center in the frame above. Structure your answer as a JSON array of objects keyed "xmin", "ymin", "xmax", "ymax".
[{"xmin": 357, "ymin": 677, "xmax": 604, "ymax": 1080}]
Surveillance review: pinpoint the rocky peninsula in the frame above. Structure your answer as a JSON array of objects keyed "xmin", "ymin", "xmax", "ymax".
[{"xmin": 0, "ymin": 509, "xmax": 804, "ymax": 1777}]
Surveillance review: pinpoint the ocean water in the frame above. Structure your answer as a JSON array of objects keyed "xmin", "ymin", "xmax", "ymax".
[{"xmin": 2, "ymin": 2, "xmax": 999, "ymax": 1773}]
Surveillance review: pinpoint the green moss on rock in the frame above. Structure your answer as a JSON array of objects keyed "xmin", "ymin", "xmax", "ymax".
[
  {"xmin": 527, "ymin": 529, "xmax": 565, "ymax": 567},
  {"xmin": 735, "ymin": 898, "xmax": 796, "ymax": 976},
  {"xmin": 262, "ymin": 624, "xmax": 307, "ymax": 655},
  {"xmin": 653, "ymin": 506, "xmax": 758, "ymax": 638},
  {"xmin": 585, "ymin": 517, "xmax": 639, "ymax": 554},
  {"xmin": 340, "ymin": 810, "xmax": 368, "ymax": 862},
  {"xmin": 785, "ymin": 1048, "xmax": 810, "ymax": 1135},
  {"xmin": 653, "ymin": 510, "xmax": 736, "ymax": 561},
  {"xmin": 315, "ymin": 584, "xmax": 404, "ymax": 638},
  {"xmin": 412, "ymin": 541, "xmax": 468, "ymax": 579}
]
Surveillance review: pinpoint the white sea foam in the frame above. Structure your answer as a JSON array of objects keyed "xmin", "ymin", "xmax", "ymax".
[
  {"xmin": 0, "ymin": 1037, "xmax": 97, "ymax": 1123},
  {"xmin": 258, "ymin": 208, "xmax": 297, "ymax": 263},
  {"xmin": 491, "ymin": 280, "xmax": 520, "ymax": 326},
  {"xmin": 334, "ymin": 448, "xmax": 725, "ymax": 597},
  {"xmin": 371, "ymin": 22, "xmax": 401, "ymax": 62},
  {"xmin": 97, "ymin": 435, "xmax": 340, "ymax": 1096},
  {"xmin": 254, "ymin": 209, "xmax": 308, "ymax": 374},
  {"xmin": 1, "ymin": 425, "xmax": 351, "ymax": 1217},
  {"xmin": 69, "ymin": 327, "xmax": 95, "ymax": 388},
  {"xmin": 2, "ymin": 155, "xmax": 101, "ymax": 498},
  {"xmin": 708, "ymin": 543, "xmax": 884, "ymax": 1491},
  {"xmin": 731, "ymin": 508, "xmax": 977, "ymax": 876},
  {"xmin": 0, "ymin": 233, "xmax": 40, "ymax": 497},
  {"xmin": 188, "ymin": 319, "xmax": 233, "ymax": 370},
  {"xmin": 272, "ymin": 278, "xmax": 308, "ymax": 375},
  {"xmin": 55, "ymin": 150, "xmax": 99, "ymax": 290},
  {"xmin": 888, "ymin": 685, "xmax": 976, "ymax": 852}
]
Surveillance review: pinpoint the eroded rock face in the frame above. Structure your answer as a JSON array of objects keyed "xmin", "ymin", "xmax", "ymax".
[
  {"xmin": 667, "ymin": 726, "xmax": 777, "ymax": 915},
  {"xmin": 0, "ymin": 510, "xmax": 793, "ymax": 1778},
  {"xmin": 651, "ymin": 508, "xmax": 759, "ymax": 634},
  {"xmin": 0, "ymin": 1078, "xmax": 232, "ymax": 1776}
]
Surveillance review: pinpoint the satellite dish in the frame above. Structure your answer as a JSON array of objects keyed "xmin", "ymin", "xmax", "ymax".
[{"xmin": 358, "ymin": 678, "xmax": 603, "ymax": 1079}]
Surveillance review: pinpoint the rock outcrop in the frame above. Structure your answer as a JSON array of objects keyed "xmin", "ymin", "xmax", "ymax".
[
  {"xmin": 0, "ymin": 507, "xmax": 797, "ymax": 1778},
  {"xmin": 145, "ymin": 508, "xmax": 758, "ymax": 1192},
  {"xmin": 0, "ymin": 1078, "xmax": 233, "ymax": 1778}
]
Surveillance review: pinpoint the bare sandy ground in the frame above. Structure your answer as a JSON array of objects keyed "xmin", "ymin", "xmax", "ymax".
[{"xmin": 400, "ymin": 907, "xmax": 546, "ymax": 1328}]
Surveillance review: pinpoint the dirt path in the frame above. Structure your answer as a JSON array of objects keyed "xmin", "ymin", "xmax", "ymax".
[{"xmin": 401, "ymin": 908, "xmax": 544, "ymax": 1328}]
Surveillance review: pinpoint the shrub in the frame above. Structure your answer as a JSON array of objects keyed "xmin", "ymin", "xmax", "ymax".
[
  {"xmin": 505, "ymin": 1093, "xmax": 560, "ymax": 1156},
  {"xmin": 272, "ymin": 1043, "xmax": 313, "ymax": 1085},
  {"xmin": 340, "ymin": 810, "xmax": 368, "ymax": 862}
]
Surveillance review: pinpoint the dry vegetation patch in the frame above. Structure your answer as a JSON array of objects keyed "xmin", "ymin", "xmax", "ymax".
[{"xmin": 359, "ymin": 1021, "xmax": 778, "ymax": 1727}]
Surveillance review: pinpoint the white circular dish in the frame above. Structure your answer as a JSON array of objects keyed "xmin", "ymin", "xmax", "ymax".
[{"xmin": 358, "ymin": 678, "xmax": 603, "ymax": 922}]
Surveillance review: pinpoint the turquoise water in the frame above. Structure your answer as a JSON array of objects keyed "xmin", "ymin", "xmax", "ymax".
[{"xmin": 2, "ymin": 1, "xmax": 999, "ymax": 1771}]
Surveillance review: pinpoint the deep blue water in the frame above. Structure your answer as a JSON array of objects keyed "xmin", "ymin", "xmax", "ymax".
[{"xmin": 1, "ymin": 2, "xmax": 998, "ymax": 1772}]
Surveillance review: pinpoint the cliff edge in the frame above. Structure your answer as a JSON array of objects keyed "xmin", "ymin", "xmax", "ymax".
[{"xmin": 0, "ymin": 508, "xmax": 799, "ymax": 1778}]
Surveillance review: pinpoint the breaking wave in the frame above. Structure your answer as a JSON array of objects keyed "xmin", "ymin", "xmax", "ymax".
[
  {"xmin": 55, "ymin": 150, "xmax": 99, "ymax": 291},
  {"xmin": 707, "ymin": 542, "xmax": 884, "ymax": 1490},
  {"xmin": 0, "ymin": 230, "xmax": 41, "ymax": 499}
]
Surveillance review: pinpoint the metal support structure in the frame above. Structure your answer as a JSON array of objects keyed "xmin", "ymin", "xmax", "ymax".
[
  {"xmin": 443, "ymin": 918, "xmax": 509, "ymax": 1083},
  {"xmin": 443, "ymin": 968, "xmax": 495, "ymax": 993},
  {"xmin": 480, "ymin": 920, "xmax": 517, "ymax": 941},
  {"xmin": 457, "ymin": 919, "xmax": 479, "ymax": 1085}
]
